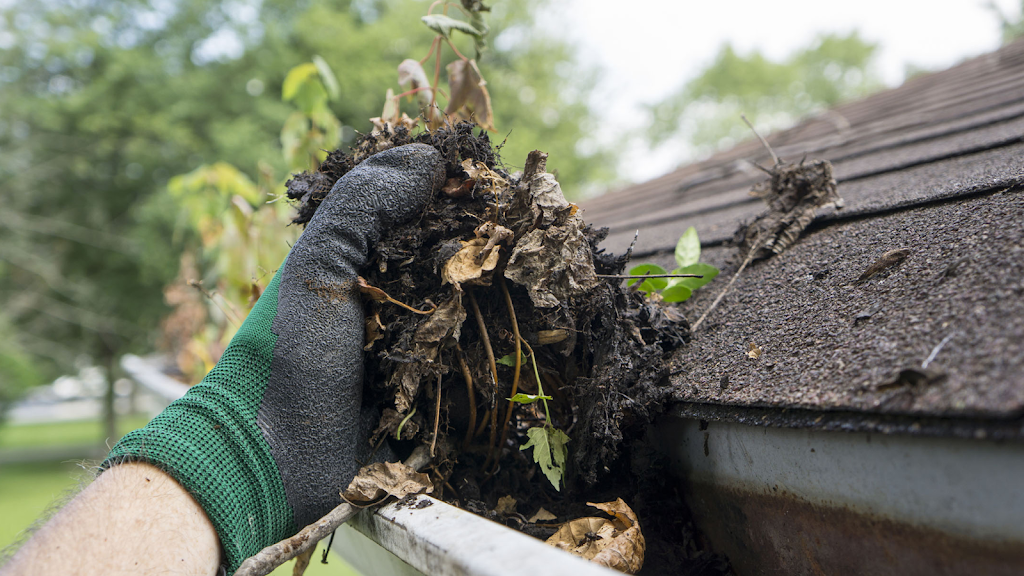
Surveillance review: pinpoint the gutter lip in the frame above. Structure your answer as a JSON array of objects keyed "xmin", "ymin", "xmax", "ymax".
[
  {"xmin": 347, "ymin": 494, "xmax": 622, "ymax": 576},
  {"xmin": 667, "ymin": 401, "xmax": 1024, "ymax": 441}
]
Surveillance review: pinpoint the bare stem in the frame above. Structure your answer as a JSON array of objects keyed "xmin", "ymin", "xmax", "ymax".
[
  {"xmin": 692, "ymin": 243, "xmax": 759, "ymax": 332},
  {"xmin": 741, "ymin": 114, "xmax": 780, "ymax": 167},
  {"xmin": 492, "ymin": 277, "xmax": 522, "ymax": 469},
  {"xmin": 455, "ymin": 343, "xmax": 477, "ymax": 450},
  {"xmin": 596, "ymin": 273, "xmax": 704, "ymax": 280},
  {"xmin": 431, "ymin": 373, "xmax": 442, "ymax": 457}
]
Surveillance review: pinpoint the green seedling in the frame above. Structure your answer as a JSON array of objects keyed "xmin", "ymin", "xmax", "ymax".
[
  {"xmin": 508, "ymin": 344, "xmax": 569, "ymax": 491},
  {"xmin": 629, "ymin": 226, "xmax": 720, "ymax": 302}
]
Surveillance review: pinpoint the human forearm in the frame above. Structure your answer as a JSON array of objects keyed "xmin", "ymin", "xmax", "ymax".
[{"xmin": 2, "ymin": 462, "xmax": 220, "ymax": 576}]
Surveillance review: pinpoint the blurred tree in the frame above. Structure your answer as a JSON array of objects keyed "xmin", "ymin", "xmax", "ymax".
[
  {"xmin": 647, "ymin": 31, "xmax": 881, "ymax": 156},
  {"xmin": 988, "ymin": 1, "xmax": 1024, "ymax": 43},
  {"xmin": 0, "ymin": 0, "xmax": 610, "ymax": 392}
]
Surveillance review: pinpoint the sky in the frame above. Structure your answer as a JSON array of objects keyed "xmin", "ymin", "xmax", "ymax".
[{"xmin": 539, "ymin": 0, "xmax": 1020, "ymax": 186}]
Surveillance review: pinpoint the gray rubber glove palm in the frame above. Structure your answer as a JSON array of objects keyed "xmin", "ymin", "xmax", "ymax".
[{"xmin": 106, "ymin": 144, "xmax": 445, "ymax": 572}]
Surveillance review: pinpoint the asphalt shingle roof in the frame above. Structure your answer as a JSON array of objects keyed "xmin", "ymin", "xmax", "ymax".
[{"xmin": 582, "ymin": 39, "xmax": 1024, "ymax": 425}]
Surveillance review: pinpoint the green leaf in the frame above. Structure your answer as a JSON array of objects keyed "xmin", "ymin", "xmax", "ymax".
[
  {"xmin": 508, "ymin": 393, "xmax": 552, "ymax": 404},
  {"xmin": 282, "ymin": 63, "xmax": 318, "ymax": 102},
  {"xmin": 675, "ymin": 226, "xmax": 701, "ymax": 267},
  {"xmin": 628, "ymin": 264, "xmax": 668, "ymax": 293},
  {"xmin": 661, "ymin": 284, "xmax": 692, "ymax": 303},
  {"xmin": 670, "ymin": 263, "xmax": 720, "ymax": 292},
  {"xmin": 312, "ymin": 55, "xmax": 341, "ymax": 101},
  {"xmin": 421, "ymin": 14, "xmax": 483, "ymax": 40},
  {"xmin": 521, "ymin": 426, "xmax": 570, "ymax": 491},
  {"xmin": 496, "ymin": 353, "xmax": 527, "ymax": 367}
]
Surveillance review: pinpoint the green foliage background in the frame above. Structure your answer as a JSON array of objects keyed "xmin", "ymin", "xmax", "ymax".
[{"xmin": 0, "ymin": 0, "xmax": 613, "ymax": 395}]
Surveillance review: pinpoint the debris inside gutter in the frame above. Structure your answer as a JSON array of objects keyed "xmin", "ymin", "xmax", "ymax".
[{"xmin": 284, "ymin": 122, "xmax": 726, "ymax": 575}]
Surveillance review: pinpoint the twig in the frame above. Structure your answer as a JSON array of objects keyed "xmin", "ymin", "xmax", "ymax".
[
  {"xmin": 742, "ymin": 114, "xmax": 780, "ymax": 167},
  {"xmin": 233, "ymin": 502, "xmax": 357, "ymax": 576},
  {"xmin": 188, "ymin": 279, "xmax": 243, "ymax": 328},
  {"xmin": 692, "ymin": 243, "xmax": 759, "ymax": 333},
  {"xmin": 492, "ymin": 276, "xmax": 522, "ymax": 470},
  {"xmin": 234, "ymin": 448, "xmax": 434, "ymax": 576},
  {"xmin": 455, "ymin": 343, "xmax": 477, "ymax": 450},
  {"xmin": 595, "ymin": 273, "xmax": 704, "ymax": 280},
  {"xmin": 292, "ymin": 547, "xmax": 315, "ymax": 576},
  {"xmin": 431, "ymin": 373, "xmax": 442, "ymax": 457},
  {"xmin": 922, "ymin": 332, "xmax": 956, "ymax": 369}
]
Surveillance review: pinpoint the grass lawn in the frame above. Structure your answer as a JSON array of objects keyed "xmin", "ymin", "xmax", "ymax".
[{"xmin": 0, "ymin": 417, "xmax": 361, "ymax": 575}]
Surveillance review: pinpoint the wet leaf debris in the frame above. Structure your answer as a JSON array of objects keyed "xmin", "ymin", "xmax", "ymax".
[{"xmin": 284, "ymin": 122, "xmax": 705, "ymax": 574}]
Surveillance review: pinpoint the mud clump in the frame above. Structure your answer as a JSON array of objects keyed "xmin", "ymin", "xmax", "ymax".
[{"xmin": 286, "ymin": 122, "xmax": 718, "ymax": 574}]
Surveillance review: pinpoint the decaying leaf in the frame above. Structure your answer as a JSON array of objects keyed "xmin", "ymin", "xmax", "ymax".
[
  {"xmin": 747, "ymin": 342, "xmax": 762, "ymax": 359},
  {"xmin": 342, "ymin": 461, "xmax": 434, "ymax": 504},
  {"xmin": 442, "ymin": 176, "xmax": 476, "ymax": 198},
  {"xmin": 445, "ymin": 59, "xmax": 495, "ymax": 131},
  {"xmin": 421, "ymin": 13, "xmax": 483, "ymax": 40},
  {"xmin": 520, "ymin": 426, "xmax": 569, "ymax": 491},
  {"xmin": 736, "ymin": 158, "xmax": 843, "ymax": 259},
  {"xmin": 442, "ymin": 238, "xmax": 502, "ymax": 286},
  {"xmin": 858, "ymin": 248, "xmax": 911, "ymax": 282},
  {"xmin": 365, "ymin": 312, "xmax": 385, "ymax": 351},
  {"xmin": 503, "ymin": 151, "xmax": 598, "ymax": 308},
  {"xmin": 397, "ymin": 58, "xmax": 433, "ymax": 109},
  {"xmin": 536, "ymin": 329, "xmax": 568, "ymax": 345},
  {"xmin": 494, "ymin": 495, "xmax": 517, "ymax": 516},
  {"xmin": 357, "ymin": 276, "xmax": 389, "ymax": 301},
  {"xmin": 546, "ymin": 498, "xmax": 645, "ymax": 574},
  {"xmin": 529, "ymin": 507, "xmax": 557, "ymax": 523},
  {"xmin": 389, "ymin": 292, "xmax": 465, "ymax": 413},
  {"xmin": 461, "ymin": 158, "xmax": 506, "ymax": 195}
]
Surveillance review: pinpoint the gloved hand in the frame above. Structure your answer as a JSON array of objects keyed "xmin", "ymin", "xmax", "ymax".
[{"xmin": 105, "ymin": 144, "xmax": 445, "ymax": 572}]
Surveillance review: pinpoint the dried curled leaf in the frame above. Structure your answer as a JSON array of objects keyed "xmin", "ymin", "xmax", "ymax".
[
  {"xmin": 737, "ymin": 158, "xmax": 842, "ymax": 258},
  {"xmin": 494, "ymin": 495, "xmax": 517, "ymax": 516},
  {"xmin": 397, "ymin": 58, "xmax": 433, "ymax": 110},
  {"xmin": 390, "ymin": 292, "xmax": 466, "ymax": 413},
  {"xmin": 342, "ymin": 461, "xmax": 434, "ymax": 504},
  {"xmin": 445, "ymin": 59, "xmax": 495, "ymax": 131},
  {"xmin": 529, "ymin": 507, "xmax": 557, "ymax": 523},
  {"xmin": 858, "ymin": 248, "xmax": 911, "ymax": 282},
  {"xmin": 442, "ymin": 238, "xmax": 501, "ymax": 286},
  {"xmin": 364, "ymin": 312, "xmax": 385, "ymax": 351},
  {"xmin": 546, "ymin": 498, "xmax": 645, "ymax": 574}
]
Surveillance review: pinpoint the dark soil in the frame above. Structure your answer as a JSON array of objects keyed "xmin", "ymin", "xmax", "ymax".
[{"xmin": 285, "ymin": 122, "xmax": 729, "ymax": 575}]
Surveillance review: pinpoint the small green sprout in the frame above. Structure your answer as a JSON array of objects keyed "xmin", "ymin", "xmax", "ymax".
[{"xmin": 629, "ymin": 226, "xmax": 720, "ymax": 302}]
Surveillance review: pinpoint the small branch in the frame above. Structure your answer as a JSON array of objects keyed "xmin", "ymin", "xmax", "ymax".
[
  {"xmin": 742, "ymin": 114, "xmax": 780, "ymax": 167},
  {"xmin": 692, "ymin": 243, "xmax": 759, "ymax": 333},
  {"xmin": 595, "ymin": 273, "xmax": 704, "ymax": 280},
  {"xmin": 233, "ymin": 501, "xmax": 357, "ymax": 576},
  {"xmin": 234, "ymin": 449, "xmax": 434, "ymax": 576}
]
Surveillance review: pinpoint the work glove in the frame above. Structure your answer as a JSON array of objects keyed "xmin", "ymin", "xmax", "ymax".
[{"xmin": 105, "ymin": 144, "xmax": 445, "ymax": 572}]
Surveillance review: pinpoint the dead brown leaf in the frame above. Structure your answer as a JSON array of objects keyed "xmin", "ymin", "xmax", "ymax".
[
  {"xmin": 342, "ymin": 461, "xmax": 434, "ymax": 504},
  {"xmin": 292, "ymin": 547, "xmax": 314, "ymax": 576},
  {"xmin": 364, "ymin": 312, "xmax": 385, "ymax": 351},
  {"xmin": 858, "ymin": 248, "xmax": 911, "ymax": 282},
  {"xmin": 737, "ymin": 158, "xmax": 843, "ymax": 259},
  {"xmin": 529, "ymin": 507, "xmax": 557, "ymax": 523},
  {"xmin": 494, "ymin": 495, "xmax": 517, "ymax": 516},
  {"xmin": 391, "ymin": 291, "xmax": 466, "ymax": 413},
  {"xmin": 442, "ymin": 238, "xmax": 502, "ymax": 287},
  {"xmin": 442, "ymin": 176, "xmax": 476, "ymax": 198},
  {"xmin": 747, "ymin": 342, "xmax": 762, "ymax": 359},
  {"xmin": 545, "ymin": 498, "xmax": 645, "ymax": 574},
  {"xmin": 445, "ymin": 59, "xmax": 495, "ymax": 131}
]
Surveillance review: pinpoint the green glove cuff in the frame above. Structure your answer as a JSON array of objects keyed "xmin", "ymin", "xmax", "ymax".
[{"xmin": 104, "ymin": 267, "xmax": 294, "ymax": 572}]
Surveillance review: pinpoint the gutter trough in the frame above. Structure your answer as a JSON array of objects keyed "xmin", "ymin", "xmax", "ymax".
[{"xmin": 654, "ymin": 411, "xmax": 1024, "ymax": 575}]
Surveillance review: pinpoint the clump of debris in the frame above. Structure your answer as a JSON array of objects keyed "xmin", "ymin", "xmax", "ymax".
[{"xmin": 285, "ymin": 122, "xmax": 716, "ymax": 574}]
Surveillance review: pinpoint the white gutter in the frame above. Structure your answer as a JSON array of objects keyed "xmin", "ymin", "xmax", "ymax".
[{"xmin": 333, "ymin": 495, "xmax": 621, "ymax": 576}]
